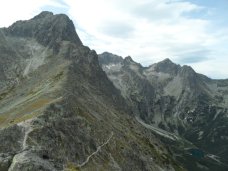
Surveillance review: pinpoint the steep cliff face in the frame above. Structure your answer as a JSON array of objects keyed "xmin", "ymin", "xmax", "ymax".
[
  {"xmin": 99, "ymin": 52, "xmax": 228, "ymax": 170},
  {"xmin": 4, "ymin": 11, "xmax": 82, "ymax": 47},
  {"xmin": 0, "ymin": 12, "xmax": 186, "ymax": 171}
]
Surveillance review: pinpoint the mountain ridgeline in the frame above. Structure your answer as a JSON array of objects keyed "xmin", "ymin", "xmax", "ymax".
[
  {"xmin": 99, "ymin": 52, "xmax": 228, "ymax": 170},
  {"xmin": 0, "ymin": 11, "xmax": 227, "ymax": 171}
]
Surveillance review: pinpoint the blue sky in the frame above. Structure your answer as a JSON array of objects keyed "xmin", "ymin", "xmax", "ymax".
[{"xmin": 0, "ymin": 0, "xmax": 227, "ymax": 79}]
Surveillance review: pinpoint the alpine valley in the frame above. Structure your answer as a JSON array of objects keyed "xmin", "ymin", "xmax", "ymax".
[{"xmin": 0, "ymin": 11, "xmax": 228, "ymax": 171}]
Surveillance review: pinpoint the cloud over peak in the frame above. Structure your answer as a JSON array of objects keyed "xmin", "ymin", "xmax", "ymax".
[{"xmin": 0, "ymin": 0, "xmax": 227, "ymax": 78}]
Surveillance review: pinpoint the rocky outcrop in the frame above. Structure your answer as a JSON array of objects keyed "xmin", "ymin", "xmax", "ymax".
[
  {"xmin": 99, "ymin": 52, "xmax": 123, "ymax": 65},
  {"xmin": 3, "ymin": 11, "xmax": 82, "ymax": 48}
]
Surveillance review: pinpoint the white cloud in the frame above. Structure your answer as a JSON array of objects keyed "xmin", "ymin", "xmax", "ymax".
[
  {"xmin": 0, "ymin": 0, "xmax": 227, "ymax": 78},
  {"xmin": 0, "ymin": 0, "xmax": 66, "ymax": 27},
  {"xmin": 63, "ymin": 0, "xmax": 228, "ymax": 78}
]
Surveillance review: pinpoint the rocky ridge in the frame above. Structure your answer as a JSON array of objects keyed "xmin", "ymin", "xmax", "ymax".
[
  {"xmin": 99, "ymin": 52, "xmax": 228, "ymax": 170},
  {"xmin": 0, "ymin": 12, "xmax": 186, "ymax": 171}
]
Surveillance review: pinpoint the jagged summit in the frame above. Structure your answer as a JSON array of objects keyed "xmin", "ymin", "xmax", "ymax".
[
  {"xmin": 32, "ymin": 11, "xmax": 54, "ymax": 19},
  {"xmin": 160, "ymin": 58, "xmax": 173, "ymax": 64},
  {"xmin": 99, "ymin": 52, "xmax": 139, "ymax": 66},
  {"xmin": 98, "ymin": 52, "xmax": 123, "ymax": 65},
  {"xmin": 123, "ymin": 56, "xmax": 143, "ymax": 69},
  {"xmin": 124, "ymin": 56, "xmax": 134, "ymax": 62},
  {"xmin": 150, "ymin": 58, "xmax": 180, "ymax": 75},
  {"xmin": 99, "ymin": 52, "xmax": 228, "ymax": 170},
  {"xmin": 154, "ymin": 58, "xmax": 196, "ymax": 78},
  {"xmin": 3, "ymin": 11, "xmax": 82, "ymax": 47},
  {"xmin": 180, "ymin": 65, "xmax": 196, "ymax": 77}
]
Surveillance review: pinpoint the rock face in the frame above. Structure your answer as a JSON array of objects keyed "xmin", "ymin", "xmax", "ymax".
[
  {"xmin": 4, "ymin": 11, "xmax": 82, "ymax": 47},
  {"xmin": 0, "ymin": 12, "xmax": 186, "ymax": 171},
  {"xmin": 99, "ymin": 52, "xmax": 228, "ymax": 170}
]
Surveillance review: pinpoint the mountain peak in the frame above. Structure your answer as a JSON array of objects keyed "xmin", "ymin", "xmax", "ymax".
[
  {"xmin": 4, "ymin": 11, "xmax": 82, "ymax": 47},
  {"xmin": 124, "ymin": 56, "xmax": 134, "ymax": 63},
  {"xmin": 32, "ymin": 11, "xmax": 54, "ymax": 19},
  {"xmin": 153, "ymin": 58, "xmax": 179, "ymax": 75},
  {"xmin": 98, "ymin": 52, "xmax": 123, "ymax": 65},
  {"xmin": 180, "ymin": 65, "xmax": 196, "ymax": 78},
  {"xmin": 161, "ymin": 58, "xmax": 173, "ymax": 64}
]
